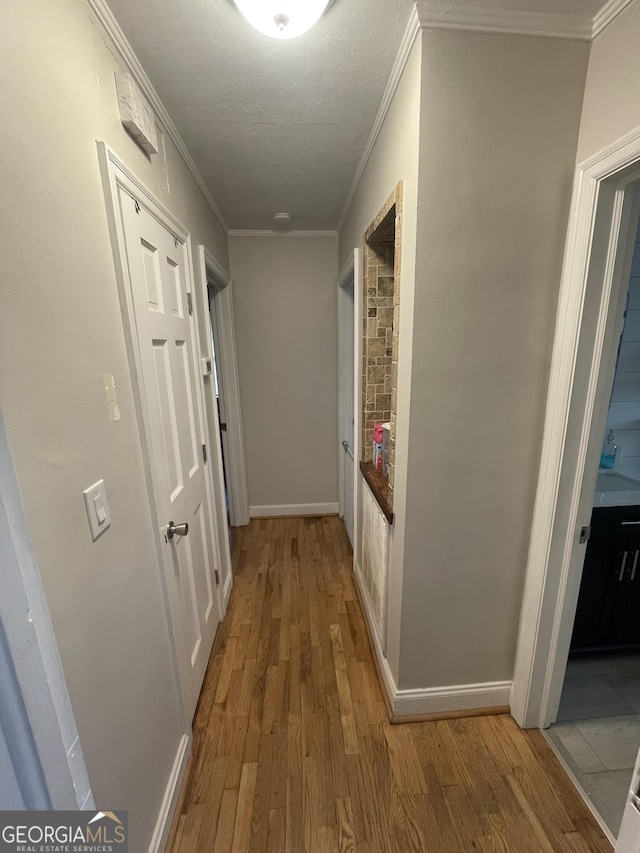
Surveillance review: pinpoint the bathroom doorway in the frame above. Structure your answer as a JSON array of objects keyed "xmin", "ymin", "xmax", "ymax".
[
  {"xmin": 511, "ymin": 133, "xmax": 640, "ymax": 846},
  {"xmin": 545, "ymin": 212, "xmax": 640, "ymax": 840}
]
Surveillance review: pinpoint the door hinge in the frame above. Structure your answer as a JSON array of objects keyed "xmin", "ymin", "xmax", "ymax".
[
  {"xmin": 202, "ymin": 443, "xmax": 207, "ymax": 464},
  {"xmin": 220, "ymin": 422, "xmax": 227, "ymax": 432},
  {"xmin": 214, "ymin": 570, "xmax": 220, "ymax": 586},
  {"xmin": 580, "ymin": 525, "xmax": 591, "ymax": 544},
  {"xmin": 187, "ymin": 293, "xmax": 193, "ymax": 315},
  {"xmin": 133, "ymin": 199, "xmax": 140, "ymax": 214}
]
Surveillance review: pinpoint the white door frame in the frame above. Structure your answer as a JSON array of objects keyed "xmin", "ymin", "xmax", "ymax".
[
  {"xmin": 353, "ymin": 250, "xmax": 363, "ymax": 569},
  {"xmin": 196, "ymin": 247, "xmax": 250, "ymax": 531},
  {"xmin": 0, "ymin": 409, "xmax": 94, "ymax": 810},
  {"xmin": 97, "ymin": 142, "xmax": 224, "ymax": 717},
  {"xmin": 512, "ymin": 125, "xmax": 640, "ymax": 729},
  {"xmin": 337, "ymin": 254, "xmax": 355, "ymax": 525}
]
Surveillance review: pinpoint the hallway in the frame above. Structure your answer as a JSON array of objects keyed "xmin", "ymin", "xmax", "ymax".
[{"xmin": 170, "ymin": 516, "xmax": 612, "ymax": 852}]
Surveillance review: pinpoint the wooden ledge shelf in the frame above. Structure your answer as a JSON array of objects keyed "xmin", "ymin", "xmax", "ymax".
[{"xmin": 360, "ymin": 461, "xmax": 394, "ymax": 524}]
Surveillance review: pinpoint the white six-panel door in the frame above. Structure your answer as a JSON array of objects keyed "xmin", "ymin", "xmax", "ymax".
[{"xmin": 118, "ymin": 187, "xmax": 219, "ymax": 721}]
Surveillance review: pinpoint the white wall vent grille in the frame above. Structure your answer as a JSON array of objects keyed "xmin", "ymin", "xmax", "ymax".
[{"xmin": 361, "ymin": 480, "xmax": 390, "ymax": 654}]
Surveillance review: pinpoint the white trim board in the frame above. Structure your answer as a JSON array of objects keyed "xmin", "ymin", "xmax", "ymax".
[
  {"xmin": 394, "ymin": 681, "xmax": 512, "ymax": 716},
  {"xmin": 592, "ymin": 0, "xmax": 636, "ymax": 37},
  {"xmin": 0, "ymin": 410, "xmax": 93, "ymax": 811},
  {"xmin": 202, "ymin": 250, "xmax": 231, "ymax": 288},
  {"xmin": 415, "ymin": 1, "xmax": 592, "ymax": 40},
  {"xmin": 415, "ymin": 0, "xmax": 633, "ymax": 41},
  {"xmin": 249, "ymin": 503, "xmax": 339, "ymax": 518},
  {"xmin": 511, "ymin": 124, "xmax": 640, "ymax": 730},
  {"xmin": 337, "ymin": 0, "xmax": 632, "ymax": 238},
  {"xmin": 147, "ymin": 734, "xmax": 190, "ymax": 853},
  {"xmin": 352, "ymin": 249, "xmax": 364, "ymax": 577},
  {"xmin": 228, "ymin": 230, "xmax": 338, "ymax": 238},
  {"xmin": 203, "ymin": 247, "xmax": 250, "ymax": 528},
  {"xmin": 337, "ymin": 255, "xmax": 355, "ymax": 530},
  {"xmin": 86, "ymin": 0, "xmax": 228, "ymax": 234},
  {"xmin": 337, "ymin": 7, "xmax": 421, "ymax": 232},
  {"xmin": 194, "ymin": 247, "xmax": 236, "ymax": 610},
  {"xmin": 353, "ymin": 558, "xmax": 512, "ymax": 717}
]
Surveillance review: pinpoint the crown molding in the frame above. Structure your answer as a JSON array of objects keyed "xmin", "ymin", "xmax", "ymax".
[
  {"xmin": 336, "ymin": 6, "xmax": 421, "ymax": 233},
  {"xmin": 592, "ymin": 0, "xmax": 635, "ymax": 36},
  {"xmin": 336, "ymin": 0, "xmax": 624, "ymax": 238},
  {"xmin": 86, "ymin": 0, "xmax": 229, "ymax": 234},
  {"xmin": 228, "ymin": 229, "xmax": 338, "ymax": 237},
  {"xmin": 415, "ymin": 1, "xmax": 592, "ymax": 39}
]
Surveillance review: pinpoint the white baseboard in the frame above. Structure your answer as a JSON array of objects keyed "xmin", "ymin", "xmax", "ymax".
[
  {"xmin": 249, "ymin": 502, "xmax": 339, "ymax": 518},
  {"xmin": 394, "ymin": 680, "xmax": 513, "ymax": 716},
  {"xmin": 354, "ymin": 558, "xmax": 512, "ymax": 718},
  {"xmin": 148, "ymin": 733, "xmax": 190, "ymax": 853}
]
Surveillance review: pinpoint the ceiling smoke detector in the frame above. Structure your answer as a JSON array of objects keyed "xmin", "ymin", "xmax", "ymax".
[
  {"xmin": 273, "ymin": 212, "xmax": 293, "ymax": 229},
  {"xmin": 233, "ymin": 0, "xmax": 330, "ymax": 40}
]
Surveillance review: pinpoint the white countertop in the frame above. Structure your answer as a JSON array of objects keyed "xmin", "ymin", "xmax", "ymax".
[{"xmin": 593, "ymin": 463, "xmax": 640, "ymax": 507}]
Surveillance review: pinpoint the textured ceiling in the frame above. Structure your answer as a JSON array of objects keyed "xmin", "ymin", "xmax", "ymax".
[
  {"xmin": 105, "ymin": 0, "xmax": 610, "ymax": 231},
  {"xmin": 105, "ymin": 0, "xmax": 411, "ymax": 230}
]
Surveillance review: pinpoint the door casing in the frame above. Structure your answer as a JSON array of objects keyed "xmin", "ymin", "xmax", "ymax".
[
  {"xmin": 97, "ymin": 142, "xmax": 224, "ymax": 721},
  {"xmin": 512, "ymin": 125, "xmax": 640, "ymax": 730},
  {"xmin": 198, "ymin": 247, "xmax": 250, "ymax": 531},
  {"xmin": 337, "ymin": 253, "xmax": 356, "ymax": 544}
]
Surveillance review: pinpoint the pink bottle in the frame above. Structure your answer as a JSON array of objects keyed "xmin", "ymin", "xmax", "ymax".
[{"xmin": 373, "ymin": 423, "xmax": 384, "ymax": 470}]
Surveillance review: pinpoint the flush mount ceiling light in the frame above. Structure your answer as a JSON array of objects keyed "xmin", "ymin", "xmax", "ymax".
[
  {"xmin": 273, "ymin": 212, "xmax": 293, "ymax": 229},
  {"xmin": 234, "ymin": 0, "xmax": 330, "ymax": 39}
]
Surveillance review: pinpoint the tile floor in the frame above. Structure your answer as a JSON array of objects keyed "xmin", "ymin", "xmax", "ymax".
[{"xmin": 547, "ymin": 652, "xmax": 640, "ymax": 836}]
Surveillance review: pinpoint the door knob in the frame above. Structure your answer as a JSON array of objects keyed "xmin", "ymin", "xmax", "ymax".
[{"xmin": 167, "ymin": 520, "xmax": 189, "ymax": 540}]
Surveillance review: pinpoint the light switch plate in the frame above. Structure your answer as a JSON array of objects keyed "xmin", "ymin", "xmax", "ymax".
[{"xmin": 83, "ymin": 479, "xmax": 111, "ymax": 541}]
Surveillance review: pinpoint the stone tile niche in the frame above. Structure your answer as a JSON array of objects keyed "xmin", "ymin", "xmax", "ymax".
[{"xmin": 362, "ymin": 183, "xmax": 402, "ymax": 509}]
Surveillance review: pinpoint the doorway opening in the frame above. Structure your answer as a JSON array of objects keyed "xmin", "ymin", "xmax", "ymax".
[
  {"xmin": 208, "ymin": 283, "xmax": 232, "ymax": 542},
  {"xmin": 338, "ymin": 255, "xmax": 355, "ymax": 545},
  {"xmin": 195, "ymin": 247, "xmax": 249, "ymax": 609},
  {"xmin": 546, "ymin": 212, "xmax": 640, "ymax": 840},
  {"xmin": 511, "ymin": 128, "xmax": 640, "ymax": 847}
]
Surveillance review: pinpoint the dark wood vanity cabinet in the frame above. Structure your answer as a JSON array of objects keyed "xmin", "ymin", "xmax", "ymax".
[{"xmin": 571, "ymin": 505, "xmax": 640, "ymax": 651}]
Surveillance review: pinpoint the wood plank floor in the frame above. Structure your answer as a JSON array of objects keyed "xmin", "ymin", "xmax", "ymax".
[{"xmin": 171, "ymin": 516, "xmax": 612, "ymax": 852}]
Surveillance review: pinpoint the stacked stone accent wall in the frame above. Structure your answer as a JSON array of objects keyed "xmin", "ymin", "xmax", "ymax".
[{"xmin": 362, "ymin": 183, "xmax": 402, "ymax": 508}]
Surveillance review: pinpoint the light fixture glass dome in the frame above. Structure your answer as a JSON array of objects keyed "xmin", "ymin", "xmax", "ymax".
[{"xmin": 234, "ymin": 0, "xmax": 330, "ymax": 39}]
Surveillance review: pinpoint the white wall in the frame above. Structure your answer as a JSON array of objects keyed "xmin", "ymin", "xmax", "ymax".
[
  {"xmin": 607, "ymin": 221, "xmax": 640, "ymax": 464},
  {"xmin": 0, "ymin": 0, "xmax": 227, "ymax": 847},
  {"xmin": 398, "ymin": 29, "xmax": 589, "ymax": 690},
  {"xmin": 338, "ymin": 37, "xmax": 422, "ymax": 684},
  {"xmin": 229, "ymin": 236, "xmax": 339, "ymax": 513},
  {"xmin": 577, "ymin": 0, "xmax": 640, "ymax": 163}
]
